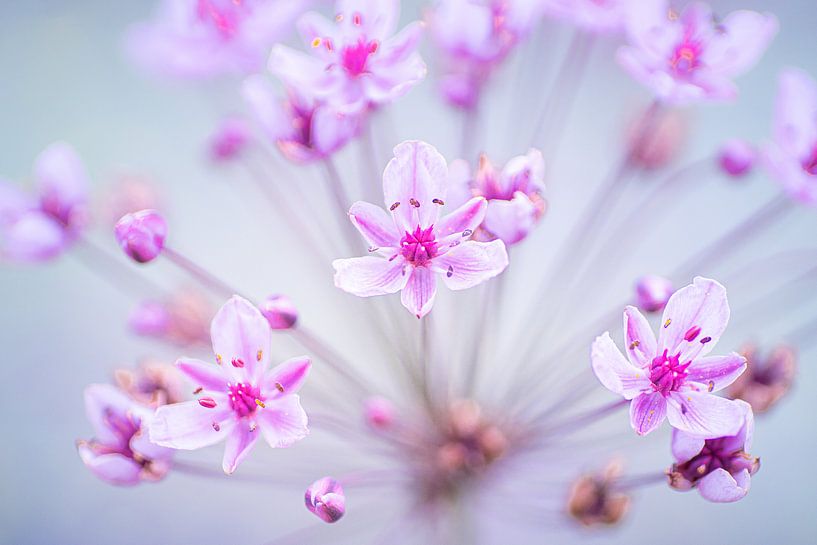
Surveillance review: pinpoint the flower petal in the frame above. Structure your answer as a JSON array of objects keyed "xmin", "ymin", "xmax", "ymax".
[
  {"xmin": 659, "ymin": 277, "xmax": 730, "ymax": 361},
  {"xmin": 697, "ymin": 468, "xmax": 750, "ymax": 503},
  {"xmin": 401, "ymin": 267, "xmax": 437, "ymax": 318},
  {"xmin": 257, "ymin": 394, "xmax": 309, "ymax": 448},
  {"xmin": 34, "ymin": 142, "xmax": 88, "ymax": 223},
  {"xmin": 686, "ymin": 352, "xmax": 747, "ymax": 392},
  {"xmin": 671, "ymin": 428, "xmax": 706, "ymax": 463},
  {"xmin": 333, "ymin": 256, "xmax": 408, "ymax": 297},
  {"xmin": 432, "ymin": 239, "xmax": 508, "ymax": 291},
  {"xmin": 481, "ymin": 193, "xmax": 539, "ymax": 245},
  {"xmin": 263, "ymin": 356, "xmax": 311, "ymax": 397},
  {"xmin": 591, "ymin": 332, "xmax": 652, "ymax": 399},
  {"xmin": 210, "ymin": 296, "xmax": 271, "ymax": 383},
  {"xmin": 623, "ymin": 306, "xmax": 657, "ymax": 368},
  {"xmin": 176, "ymin": 358, "xmax": 228, "ymax": 392},
  {"xmin": 773, "ymin": 68, "xmax": 817, "ymax": 159},
  {"xmin": 348, "ymin": 201, "xmax": 400, "ymax": 249},
  {"xmin": 629, "ymin": 391, "xmax": 667, "ymax": 436},
  {"xmin": 77, "ymin": 446, "xmax": 142, "ymax": 486},
  {"xmin": 666, "ymin": 391, "xmax": 744, "ymax": 438},
  {"xmin": 382, "ymin": 141, "xmax": 448, "ymax": 232},
  {"xmin": 150, "ymin": 400, "xmax": 233, "ymax": 450},
  {"xmin": 84, "ymin": 384, "xmax": 140, "ymax": 447},
  {"xmin": 268, "ymin": 45, "xmax": 334, "ymax": 95},
  {"xmin": 704, "ymin": 11, "xmax": 777, "ymax": 77},
  {"xmin": 222, "ymin": 422, "xmax": 260, "ymax": 474},
  {"xmin": 241, "ymin": 75, "xmax": 293, "ymax": 142},
  {"xmin": 436, "ymin": 197, "xmax": 486, "ymax": 242},
  {"xmin": 1, "ymin": 211, "xmax": 65, "ymax": 263}
]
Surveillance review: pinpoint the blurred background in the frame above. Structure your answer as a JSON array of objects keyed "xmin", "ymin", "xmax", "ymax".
[{"xmin": 1, "ymin": 1, "xmax": 816, "ymax": 544}]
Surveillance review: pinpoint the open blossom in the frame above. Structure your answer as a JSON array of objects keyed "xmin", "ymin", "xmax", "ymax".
[
  {"xmin": 269, "ymin": 0, "xmax": 426, "ymax": 114},
  {"xmin": 150, "ymin": 296, "xmax": 311, "ymax": 474},
  {"xmin": 726, "ymin": 344, "xmax": 796, "ymax": 414},
  {"xmin": 305, "ymin": 477, "xmax": 346, "ymax": 523},
  {"xmin": 542, "ymin": 0, "xmax": 627, "ymax": 34},
  {"xmin": 668, "ymin": 400, "xmax": 759, "ymax": 502},
  {"xmin": 592, "ymin": 277, "xmax": 747, "ymax": 437},
  {"xmin": 763, "ymin": 68, "xmax": 817, "ymax": 204},
  {"xmin": 1, "ymin": 143, "xmax": 88, "ymax": 263},
  {"xmin": 77, "ymin": 384, "xmax": 173, "ymax": 486},
  {"xmin": 428, "ymin": 0, "xmax": 541, "ymax": 108},
  {"xmin": 333, "ymin": 141, "xmax": 509, "ymax": 318},
  {"xmin": 242, "ymin": 75, "xmax": 359, "ymax": 163},
  {"xmin": 617, "ymin": 1, "xmax": 777, "ymax": 104},
  {"xmin": 448, "ymin": 149, "xmax": 546, "ymax": 245},
  {"xmin": 126, "ymin": 0, "xmax": 310, "ymax": 79}
]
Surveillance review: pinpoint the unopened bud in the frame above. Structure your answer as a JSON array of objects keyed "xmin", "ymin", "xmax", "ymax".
[
  {"xmin": 305, "ymin": 477, "xmax": 345, "ymax": 523},
  {"xmin": 634, "ymin": 275, "xmax": 673, "ymax": 313},
  {"xmin": 115, "ymin": 209, "xmax": 167, "ymax": 263},
  {"xmin": 260, "ymin": 294, "xmax": 298, "ymax": 330},
  {"xmin": 718, "ymin": 139, "xmax": 755, "ymax": 178}
]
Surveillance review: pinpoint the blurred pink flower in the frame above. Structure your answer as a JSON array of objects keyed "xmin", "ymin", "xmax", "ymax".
[
  {"xmin": 208, "ymin": 117, "xmax": 252, "ymax": 162},
  {"xmin": 448, "ymin": 149, "xmax": 546, "ymax": 245},
  {"xmin": 763, "ymin": 68, "xmax": 817, "ymax": 204},
  {"xmin": 333, "ymin": 141, "xmax": 509, "ymax": 318},
  {"xmin": 114, "ymin": 360, "xmax": 187, "ymax": 407},
  {"xmin": 150, "ymin": 296, "xmax": 311, "ymax": 474},
  {"xmin": 242, "ymin": 75, "xmax": 359, "ymax": 163},
  {"xmin": 668, "ymin": 400, "xmax": 758, "ymax": 502},
  {"xmin": 77, "ymin": 384, "xmax": 173, "ymax": 486},
  {"xmin": 129, "ymin": 288, "xmax": 214, "ymax": 348},
  {"xmin": 617, "ymin": 1, "xmax": 777, "ymax": 104},
  {"xmin": 126, "ymin": 0, "xmax": 310, "ymax": 79},
  {"xmin": 592, "ymin": 277, "xmax": 747, "ymax": 437},
  {"xmin": 0, "ymin": 143, "xmax": 88, "ymax": 263},
  {"xmin": 269, "ymin": 0, "xmax": 426, "ymax": 114}
]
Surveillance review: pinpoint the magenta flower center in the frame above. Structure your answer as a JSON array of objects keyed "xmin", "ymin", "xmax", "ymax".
[
  {"xmin": 675, "ymin": 438, "xmax": 757, "ymax": 484},
  {"xmin": 670, "ymin": 38, "xmax": 703, "ymax": 76},
  {"xmin": 341, "ymin": 37, "xmax": 379, "ymax": 76},
  {"xmin": 649, "ymin": 349, "xmax": 690, "ymax": 396},
  {"xmin": 227, "ymin": 381, "xmax": 262, "ymax": 417},
  {"xmin": 400, "ymin": 225, "xmax": 439, "ymax": 266},
  {"xmin": 196, "ymin": 0, "xmax": 245, "ymax": 40}
]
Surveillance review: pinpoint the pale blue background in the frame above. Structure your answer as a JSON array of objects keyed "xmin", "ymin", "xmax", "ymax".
[{"xmin": 1, "ymin": 1, "xmax": 816, "ymax": 544}]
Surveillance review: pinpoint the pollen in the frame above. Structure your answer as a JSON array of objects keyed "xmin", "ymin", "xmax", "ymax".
[
  {"xmin": 664, "ymin": 318, "xmax": 672, "ymax": 328},
  {"xmin": 216, "ymin": 354, "xmax": 223, "ymax": 364},
  {"xmin": 275, "ymin": 382, "xmax": 285, "ymax": 393},
  {"xmin": 409, "ymin": 198, "xmax": 420, "ymax": 208},
  {"xmin": 256, "ymin": 349, "xmax": 263, "ymax": 362},
  {"xmin": 255, "ymin": 399, "xmax": 266, "ymax": 408},
  {"xmin": 193, "ymin": 386, "xmax": 203, "ymax": 395},
  {"xmin": 390, "ymin": 201, "xmax": 400, "ymax": 211},
  {"xmin": 630, "ymin": 340, "xmax": 640, "ymax": 349},
  {"xmin": 312, "ymin": 37, "xmax": 322, "ymax": 48},
  {"xmin": 432, "ymin": 198, "xmax": 445, "ymax": 205}
]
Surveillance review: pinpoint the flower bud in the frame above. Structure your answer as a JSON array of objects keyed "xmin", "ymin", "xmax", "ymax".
[
  {"xmin": 634, "ymin": 275, "xmax": 673, "ymax": 312},
  {"xmin": 364, "ymin": 396, "xmax": 396, "ymax": 430},
  {"xmin": 727, "ymin": 344, "xmax": 796, "ymax": 413},
  {"xmin": 115, "ymin": 209, "xmax": 167, "ymax": 263},
  {"xmin": 209, "ymin": 117, "xmax": 250, "ymax": 162},
  {"xmin": 718, "ymin": 139, "xmax": 755, "ymax": 178},
  {"xmin": 628, "ymin": 108, "xmax": 687, "ymax": 170},
  {"xmin": 567, "ymin": 461, "xmax": 630, "ymax": 527},
  {"xmin": 259, "ymin": 294, "xmax": 298, "ymax": 330},
  {"xmin": 305, "ymin": 477, "xmax": 345, "ymax": 523}
]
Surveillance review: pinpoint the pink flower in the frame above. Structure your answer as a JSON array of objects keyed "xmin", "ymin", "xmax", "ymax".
[
  {"xmin": 115, "ymin": 209, "xmax": 168, "ymax": 264},
  {"xmin": 763, "ymin": 68, "xmax": 817, "ymax": 205},
  {"xmin": 617, "ymin": 1, "xmax": 777, "ymax": 104},
  {"xmin": 333, "ymin": 141, "xmax": 509, "ymax": 318},
  {"xmin": 129, "ymin": 289, "xmax": 214, "ymax": 348},
  {"xmin": 242, "ymin": 75, "xmax": 359, "ymax": 163},
  {"xmin": 208, "ymin": 117, "xmax": 251, "ymax": 162},
  {"xmin": 592, "ymin": 277, "xmax": 747, "ymax": 437},
  {"xmin": 542, "ymin": 0, "xmax": 627, "ymax": 34},
  {"xmin": 305, "ymin": 476, "xmax": 346, "ymax": 523},
  {"xmin": 448, "ymin": 149, "xmax": 546, "ymax": 245},
  {"xmin": 429, "ymin": 0, "xmax": 541, "ymax": 108},
  {"xmin": 668, "ymin": 400, "xmax": 759, "ymax": 502},
  {"xmin": 126, "ymin": 0, "xmax": 310, "ymax": 79},
  {"xmin": 77, "ymin": 384, "xmax": 173, "ymax": 486},
  {"xmin": 1, "ymin": 143, "xmax": 88, "ymax": 263},
  {"xmin": 150, "ymin": 296, "xmax": 311, "ymax": 474},
  {"xmin": 269, "ymin": 0, "xmax": 426, "ymax": 114}
]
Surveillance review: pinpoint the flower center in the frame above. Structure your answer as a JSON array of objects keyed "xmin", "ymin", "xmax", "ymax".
[
  {"xmin": 227, "ymin": 381, "xmax": 262, "ymax": 417},
  {"xmin": 670, "ymin": 39, "xmax": 702, "ymax": 76},
  {"xmin": 341, "ymin": 37, "xmax": 379, "ymax": 76},
  {"xmin": 196, "ymin": 0, "xmax": 245, "ymax": 40},
  {"xmin": 649, "ymin": 349, "xmax": 690, "ymax": 396},
  {"xmin": 675, "ymin": 439, "xmax": 757, "ymax": 484},
  {"xmin": 400, "ymin": 225, "xmax": 438, "ymax": 266}
]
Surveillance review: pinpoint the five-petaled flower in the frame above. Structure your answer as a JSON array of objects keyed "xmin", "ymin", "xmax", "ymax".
[
  {"xmin": 333, "ymin": 141, "xmax": 509, "ymax": 318},
  {"xmin": 592, "ymin": 277, "xmax": 747, "ymax": 437},
  {"xmin": 77, "ymin": 384, "xmax": 173, "ymax": 486},
  {"xmin": 269, "ymin": 0, "xmax": 426, "ymax": 114},
  {"xmin": 668, "ymin": 399, "xmax": 759, "ymax": 502},
  {"xmin": 150, "ymin": 295, "xmax": 311, "ymax": 474},
  {"xmin": 617, "ymin": 0, "xmax": 777, "ymax": 104},
  {"xmin": 448, "ymin": 149, "xmax": 546, "ymax": 245},
  {"xmin": 0, "ymin": 142, "xmax": 88, "ymax": 263},
  {"xmin": 763, "ymin": 68, "xmax": 817, "ymax": 205}
]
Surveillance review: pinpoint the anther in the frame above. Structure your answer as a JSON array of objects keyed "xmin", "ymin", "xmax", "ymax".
[
  {"xmin": 353, "ymin": 12, "xmax": 362, "ymax": 26},
  {"xmin": 255, "ymin": 399, "xmax": 266, "ymax": 409},
  {"xmin": 368, "ymin": 246, "xmax": 379, "ymax": 252},
  {"xmin": 193, "ymin": 386, "xmax": 203, "ymax": 395},
  {"xmin": 216, "ymin": 354, "xmax": 223, "ymax": 364},
  {"xmin": 629, "ymin": 340, "xmax": 640, "ymax": 349},
  {"xmin": 664, "ymin": 318, "xmax": 672, "ymax": 328},
  {"xmin": 199, "ymin": 397, "xmax": 217, "ymax": 409},
  {"xmin": 311, "ymin": 37, "xmax": 322, "ymax": 48},
  {"xmin": 700, "ymin": 336, "xmax": 712, "ymax": 344},
  {"xmin": 231, "ymin": 358, "xmax": 245, "ymax": 368},
  {"xmin": 275, "ymin": 382, "xmax": 285, "ymax": 393},
  {"xmin": 684, "ymin": 326, "xmax": 701, "ymax": 342},
  {"xmin": 409, "ymin": 198, "xmax": 420, "ymax": 208},
  {"xmin": 462, "ymin": 229, "xmax": 473, "ymax": 237},
  {"xmin": 390, "ymin": 201, "xmax": 400, "ymax": 211},
  {"xmin": 257, "ymin": 349, "xmax": 263, "ymax": 362},
  {"xmin": 432, "ymin": 198, "xmax": 444, "ymax": 205},
  {"xmin": 212, "ymin": 422, "xmax": 221, "ymax": 431},
  {"xmin": 447, "ymin": 265, "xmax": 454, "ymax": 278}
]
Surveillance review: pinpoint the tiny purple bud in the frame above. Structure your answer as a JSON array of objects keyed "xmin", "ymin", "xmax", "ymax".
[
  {"xmin": 634, "ymin": 275, "xmax": 673, "ymax": 313},
  {"xmin": 128, "ymin": 301, "xmax": 170, "ymax": 337},
  {"xmin": 259, "ymin": 294, "xmax": 298, "ymax": 330},
  {"xmin": 718, "ymin": 139, "xmax": 755, "ymax": 178},
  {"xmin": 115, "ymin": 209, "xmax": 167, "ymax": 263},
  {"xmin": 305, "ymin": 477, "xmax": 345, "ymax": 523},
  {"xmin": 364, "ymin": 396, "xmax": 396, "ymax": 430},
  {"xmin": 209, "ymin": 117, "xmax": 250, "ymax": 162}
]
